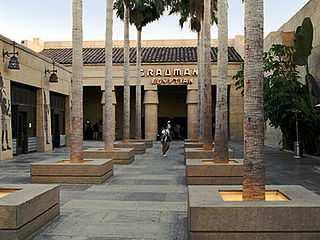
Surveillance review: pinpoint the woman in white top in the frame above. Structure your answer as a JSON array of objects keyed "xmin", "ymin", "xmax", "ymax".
[{"xmin": 160, "ymin": 123, "xmax": 171, "ymax": 157}]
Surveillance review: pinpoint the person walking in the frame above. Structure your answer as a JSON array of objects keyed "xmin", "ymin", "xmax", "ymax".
[
  {"xmin": 160, "ymin": 123, "xmax": 171, "ymax": 157},
  {"xmin": 93, "ymin": 122, "xmax": 99, "ymax": 140}
]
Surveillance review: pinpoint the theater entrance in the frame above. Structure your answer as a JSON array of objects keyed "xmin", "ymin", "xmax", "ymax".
[{"xmin": 158, "ymin": 85, "xmax": 187, "ymax": 139}]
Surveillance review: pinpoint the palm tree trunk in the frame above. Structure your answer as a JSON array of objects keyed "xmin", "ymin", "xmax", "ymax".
[
  {"xmin": 202, "ymin": 0, "xmax": 212, "ymax": 150},
  {"xmin": 104, "ymin": 0, "xmax": 114, "ymax": 150},
  {"xmin": 70, "ymin": 0, "xmax": 83, "ymax": 163},
  {"xmin": 197, "ymin": 30, "xmax": 201, "ymax": 141},
  {"xmin": 214, "ymin": 0, "xmax": 229, "ymax": 162},
  {"xmin": 123, "ymin": 2, "xmax": 130, "ymax": 143},
  {"xmin": 135, "ymin": 28, "xmax": 142, "ymax": 140},
  {"xmin": 243, "ymin": 0, "xmax": 265, "ymax": 201},
  {"xmin": 199, "ymin": 21, "xmax": 205, "ymax": 143}
]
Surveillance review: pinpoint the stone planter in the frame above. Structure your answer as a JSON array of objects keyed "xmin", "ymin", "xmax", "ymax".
[
  {"xmin": 30, "ymin": 159, "xmax": 113, "ymax": 184},
  {"xmin": 130, "ymin": 139, "xmax": 153, "ymax": 148},
  {"xmin": 184, "ymin": 139, "xmax": 199, "ymax": 143},
  {"xmin": 114, "ymin": 142, "xmax": 147, "ymax": 155},
  {"xmin": 186, "ymin": 159, "xmax": 243, "ymax": 185},
  {"xmin": 83, "ymin": 148, "xmax": 135, "ymax": 165},
  {"xmin": 185, "ymin": 148, "xmax": 234, "ymax": 160},
  {"xmin": 0, "ymin": 184, "xmax": 59, "ymax": 240},
  {"xmin": 184, "ymin": 142, "xmax": 205, "ymax": 149},
  {"xmin": 188, "ymin": 185, "xmax": 320, "ymax": 240}
]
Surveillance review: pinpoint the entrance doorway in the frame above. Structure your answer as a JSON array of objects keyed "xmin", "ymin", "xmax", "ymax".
[
  {"xmin": 17, "ymin": 111, "xmax": 28, "ymax": 155},
  {"xmin": 51, "ymin": 113, "xmax": 60, "ymax": 149},
  {"xmin": 158, "ymin": 85, "xmax": 187, "ymax": 139}
]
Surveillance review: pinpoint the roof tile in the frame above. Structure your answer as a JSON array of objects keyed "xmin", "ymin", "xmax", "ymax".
[{"xmin": 40, "ymin": 46, "xmax": 243, "ymax": 65}]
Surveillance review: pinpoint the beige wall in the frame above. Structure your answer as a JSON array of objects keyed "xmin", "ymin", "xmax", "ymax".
[
  {"xmin": 0, "ymin": 34, "xmax": 71, "ymax": 161},
  {"xmin": 264, "ymin": 0, "xmax": 320, "ymax": 149}
]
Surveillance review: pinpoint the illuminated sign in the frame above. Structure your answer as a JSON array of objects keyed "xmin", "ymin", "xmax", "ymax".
[{"xmin": 141, "ymin": 68, "xmax": 198, "ymax": 85}]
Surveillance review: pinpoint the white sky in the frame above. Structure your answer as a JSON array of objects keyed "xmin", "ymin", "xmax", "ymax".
[{"xmin": 0, "ymin": 0, "xmax": 310, "ymax": 42}]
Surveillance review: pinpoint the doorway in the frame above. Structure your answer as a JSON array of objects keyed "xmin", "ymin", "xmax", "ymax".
[
  {"xmin": 51, "ymin": 113, "xmax": 60, "ymax": 149},
  {"xmin": 158, "ymin": 85, "xmax": 187, "ymax": 139},
  {"xmin": 17, "ymin": 112, "xmax": 28, "ymax": 155}
]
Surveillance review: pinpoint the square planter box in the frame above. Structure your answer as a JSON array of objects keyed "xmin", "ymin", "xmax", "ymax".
[
  {"xmin": 114, "ymin": 142, "xmax": 147, "ymax": 154},
  {"xmin": 0, "ymin": 184, "xmax": 59, "ymax": 240},
  {"xmin": 30, "ymin": 159, "xmax": 113, "ymax": 184},
  {"xmin": 188, "ymin": 185, "xmax": 320, "ymax": 240},
  {"xmin": 185, "ymin": 148, "xmax": 234, "ymax": 160},
  {"xmin": 130, "ymin": 139, "xmax": 153, "ymax": 148},
  {"xmin": 184, "ymin": 142, "xmax": 205, "ymax": 149},
  {"xmin": 186, "ymin": 159, "xmax": 243, "ymax": 185},
  {"xmin": 83, "ymin": 148, "xmax": 135, "ymax": 165},
  {"xmin": 184, "ymin": 139, "xmax": 199, "ymax": 143}
]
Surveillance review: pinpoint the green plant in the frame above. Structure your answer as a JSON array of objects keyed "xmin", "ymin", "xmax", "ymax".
[
  {"xmin": 233, "ymin": 44, "xmax": 320, "ymax": 155},
  {"xmin": 294, "ymin": 17, "xmax": 320, "ymax": 110}
]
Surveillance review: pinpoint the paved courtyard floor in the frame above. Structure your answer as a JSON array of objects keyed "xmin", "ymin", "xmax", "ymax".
[{"xmin": 0, "ymin": 141, "xmax": 319, "ymax": 239}]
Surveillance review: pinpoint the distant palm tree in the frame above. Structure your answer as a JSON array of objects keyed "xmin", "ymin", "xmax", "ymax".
[
  {"xmin": 168, "ymin": 0, "xmax": 217, "ymax": 142},
  {"xmin": 104, "ymin": 0, "xmax": 114, "ymax": 150},
  {"xmin": 213, "ymin": 0, "xmax": 229, "ymax": 162},
  {"xmin": 115, "ymin": 0, "xmax": 166, "ymax": 140},
  {"xmin": 122, "ymin": 0, "xmax": 131, "ymax": 144},
  {"xmin": 70, "ymin": 0, "xmax": 84, "ymax": 163},
  {"xmin": 243, "ymin": 0, "xmax": 265, "ymax": 201}
]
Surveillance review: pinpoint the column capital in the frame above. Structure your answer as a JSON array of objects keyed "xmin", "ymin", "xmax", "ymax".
[
  {"xmin": 186, "ymin": 89, "xmax": 198, "ymax": 104},
  {"xmin": 144, "ymin": 90, "xmax": 159, "ymax": 105}
]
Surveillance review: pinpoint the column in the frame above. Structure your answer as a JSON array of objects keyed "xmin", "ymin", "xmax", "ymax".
[
  {"xmin": 186, "ymin": 89, "xmax": 199, "ymax": 140},
  {"xmin": 0, "ymin": 77, "xmax": 13, "ymax": 161},
  {"xmin": 229, "ymin": 84, "xmax": 244, "ymax": 141},
  {"xmin": 65, "ymin": 95, "xmax": 72, "ymax": 147},
  {"xmin": 144, "ymin": 89, "xmax": 159, "ymax": 140},
  {"xmin": 36, "ymin": 89, "xmax": 52, "ymax": 152}
]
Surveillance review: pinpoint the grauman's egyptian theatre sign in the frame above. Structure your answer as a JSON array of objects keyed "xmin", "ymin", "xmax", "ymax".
[{"xmin": 141, "ymin": 68, "xmax": 198, "ymax": 85}]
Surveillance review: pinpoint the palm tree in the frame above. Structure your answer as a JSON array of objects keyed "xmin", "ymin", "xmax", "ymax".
[
  {"xmin": 168, "ymin": 0, "xmax": 217, "ymax": 142},
  {"xmin": 104, "ymin": 0, "xmax": 114, "ymax": 150},
  {"xmin": 123, "ymin": 0, "xmax": 131, "ymax": 144},
  {"xmin": 213, "ymin": 0, "xmax": 229, "ymax": 162},
  {"xmin": 70, "ymin": 0, "xmax": 84, "ymax": 163},
  {"xmin": 202, "ymin": 0, "xmax": 213, "ymax": 150},
  {"xmin": 114, "ymin": 0, "xmax": 166, "ymax": 140},
  {"xmin": 243, "ymin": 0, "xmax": 265, "ymax": 201}
]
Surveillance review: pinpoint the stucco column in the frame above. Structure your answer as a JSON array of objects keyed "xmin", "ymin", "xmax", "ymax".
[
  {"xmin": 144, "ymin": 90, "xmax": 159, "ymax": 140},
  {"xmin": 101, "ymin": 89, "xmax": 117, "ymax": 140},
  {"xmin": 65, "ymin": 95, "xmax": 72, "ymax": 147},
  {"xmin": 0, "ymin": 77, "xmax": 12, "ymax": 161},
  {"xmin": 186, "ymin": 89, "xmax": 199, "ymax": 140},
  {"xmin": 36, "ymin": 89, "xmax": 52, "ymax": 152},
  {"xmin": 229, "ymin": 84, "xmax": 244, "ymax": 141}
]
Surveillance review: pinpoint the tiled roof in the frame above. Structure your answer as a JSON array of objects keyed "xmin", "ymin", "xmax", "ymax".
[{"xmin": 40, "ymin": 46, "xmax": 243, "ymax": 65}]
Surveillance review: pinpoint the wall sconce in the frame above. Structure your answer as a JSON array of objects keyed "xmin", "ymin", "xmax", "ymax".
[
  {"xmin": 2, "ymin": 42, "xmax": 20, "ymax": 70},
  {"xmin": 45, "ymin": 61, "xmax": 58, "ymax": 83}
]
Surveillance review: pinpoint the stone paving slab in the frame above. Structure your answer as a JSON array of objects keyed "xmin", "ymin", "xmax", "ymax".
[{"xmin": 62, "ymin": 199, "xmax": 186, "ymax": 212}]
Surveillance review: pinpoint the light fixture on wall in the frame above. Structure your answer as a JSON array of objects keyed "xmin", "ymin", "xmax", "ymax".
[
  {"xmin": 2, "ymin": 42, "xmax": 20, "ymax": 70},
  {"xmin": 45, "ymin": 61, "xmax": 58, "ymax": 83}
]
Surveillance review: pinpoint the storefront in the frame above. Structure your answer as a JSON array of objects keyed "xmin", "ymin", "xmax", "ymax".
[
  {"xmin": 50, "ymin": 92, "xmax": 66, "ymax": 148},
  {"xmin": 11, "ymin": 82, "xmax": 37, "ymax": 155}
]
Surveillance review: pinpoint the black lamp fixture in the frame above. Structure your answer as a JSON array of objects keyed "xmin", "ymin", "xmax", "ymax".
[
  {"xmin": 45, "ymin": 61, "xmax": 58, "ymax": 83},
  {"xmin": 2, "ymin": 42, "xmax": 20, "ymax": 70}
]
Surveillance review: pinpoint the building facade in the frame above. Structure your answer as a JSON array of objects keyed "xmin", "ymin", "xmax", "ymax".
[
  {"xmin": 35, "ymin": 38, "xmax": 244, "ymax": 141},
  {"xmin": 0, "ymin": 34, "xmax": 72, "ymax": 161}
]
